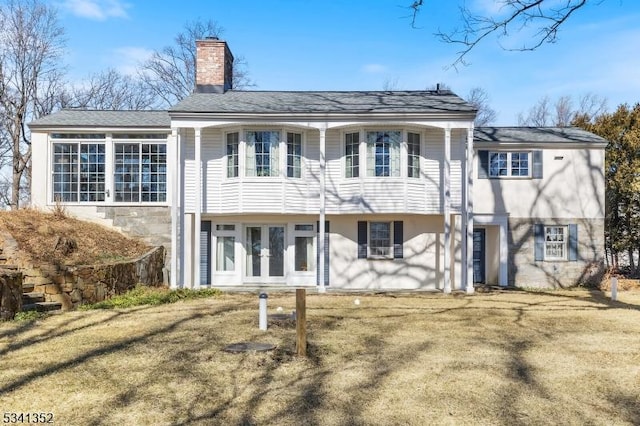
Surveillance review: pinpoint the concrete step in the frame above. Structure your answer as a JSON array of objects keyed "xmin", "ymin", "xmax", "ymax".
[
  {"xmin": 22, "ymin": 292, "xmax": 45, "ymax": 304},
  {"xmin": 22, "ymin": 283, "xmax": 35, "ymax": 293},
  {"xmin": 22, "ymin": 301, "xmax": 62, "ymax": 312}
]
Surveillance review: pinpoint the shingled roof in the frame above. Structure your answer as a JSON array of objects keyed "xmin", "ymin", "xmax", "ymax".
[
  {"xmin": 29, "ymin": 110, "xmax": 170, "ymax": 129},
  {"xmin": 169, "ymin": 90, "xmax": 476, "ymax": 115},
  {"xmin": 475, "ymin": 127, "xmax": 608, "ymax": 145}
]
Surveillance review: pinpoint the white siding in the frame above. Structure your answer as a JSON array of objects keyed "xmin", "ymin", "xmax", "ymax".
[
  {"xmin": 203, "ymin": 128, "xmax": 223, "ymax": 213},
  {"xmin": 450, "ymin": 129, "xmax": 465, "ymax": 211},
  {"xmin": 424, "ymin": 128, "xmax": 443, "ymax": 213},
  {"xmin": 181, "ymin": 124, "xmax": 465, "ymax": 215},
  {"xmin": 183, "ymin": 129, "xmax": 196, "ymax": 212}
]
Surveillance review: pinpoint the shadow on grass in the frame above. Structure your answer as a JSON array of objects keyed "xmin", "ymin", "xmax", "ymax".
[
  {"xmin": 0, "ymin": 303, "xmax": 240, "ymax": 396},
  {"xmin": 1, "ymin": 290, "xmax": 637, "ymax": 425}
]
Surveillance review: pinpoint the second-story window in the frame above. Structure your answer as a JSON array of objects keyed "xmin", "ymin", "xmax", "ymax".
[
  {"xmin": 287, "ymin": 132, "xmax": 302, "ymax": 178},
  {"xmin": 366, "ymin": 131, "xmax": 401, "ymax": 177},
  {"xmin": 226, "ymin": 132, "xmax": 239, "ymax": 178},
  {"xmin": 407, "ymin": 132, "xmax": 420, "ymax": 178},
  {"xmin": 246, "ymin": 131, "xmax": 280, "ymax": 177},
  {"xmin": 345, "ymin": 132, "xmax": 359, "ymax": 178}
]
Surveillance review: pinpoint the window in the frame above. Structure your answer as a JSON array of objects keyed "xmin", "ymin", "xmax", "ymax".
[
  {"xmin": 510, "ymin": 152, "xmax": 529, "ymax": 176},
  {"xmin": 215, "ymin": 224, "xmax": 236, "ymax": 272},
  {"xmin": 407, "ymin": 132, "xmax": 420, "ymax": 178},
  {"xmin": 246, "ymin": 131, "xmax": 280, "ymax": 177},
  {"xmin": 345, "ymin": 132, "xmax": 359, "ymax": 178},
  {"xmin": 287, "ymin": 132, "xmax": 302, "ymax": 178},
  {"xmin": 114, "ymin": 141, "xmax": 167, "ymax": 202},
  {"xmin": 535, "ymin": 223, "xmax": 577, "ymax": 262},
  {"xmin": 369, "ymin": 222, "xmax": 392, "ymax": 257},
  {"xmin": 544, "ymin": 226, "xmax": 567, "ymax": 260},
  {"xmin": 226, "ymin": 132, "xmax": 239, "ymax": 178},
  {"xmin": 51, "ymin": 133, "xmax": 167, "ymax": 204},
  {"xmin": 489, "ymin": 151, "xmax": 530, "ymax": 177},
  {"xmin": 366, "ymin": 131, "xmax": 401, "ymax": 177},
  {"xmin": 358, "ymin": 221, "xmax": 403, "ymax": 260},
  {"xmin": 294, "ymin": 224, "xmax": 315, "ymax": 272},
  {"xmin": 52, "ymin": 139, "xmax": 105, "ymax": 202}
]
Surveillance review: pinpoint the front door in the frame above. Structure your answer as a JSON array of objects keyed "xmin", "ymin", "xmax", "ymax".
[
  {"xmin": 245, "ymin": 225, "xmax": 285, "ymax": 282},
  {"xmin": 473, "ymin": 229, "xmax": 486, "ymax": 284}
]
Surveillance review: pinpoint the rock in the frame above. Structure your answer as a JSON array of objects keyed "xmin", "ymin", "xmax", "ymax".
[
  {"xmin": 0, "ymin": 270, "xmax": 22, "ymax": 320},
  {"xmin": 52, "ymin": 236, "xmax": 77, "ymax": 255}
]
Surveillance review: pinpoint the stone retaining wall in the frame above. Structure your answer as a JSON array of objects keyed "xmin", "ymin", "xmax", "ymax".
[
  {"xmin": 26, "ymin": 246, "xmax": 165, "ymax": 310},
  {"xmin": 0, "ymin": 270, "xmax": 22, "ymax": 320}
]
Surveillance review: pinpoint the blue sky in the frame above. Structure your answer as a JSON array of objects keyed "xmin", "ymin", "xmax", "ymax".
[{"xmin": 54, "ymin": 0, "xmax": 640, "ymax": 125}]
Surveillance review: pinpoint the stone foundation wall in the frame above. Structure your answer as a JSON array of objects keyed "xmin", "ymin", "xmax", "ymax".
[
  {"xmin": 97, "ymin": 206, "xmax": 171, "ymax": 258},
  {"xmin": 0, "ymin": 270, "xmax": 22, "ymax": 320},
  {"xmin": 23, "ymin": 246, "xmax": 165, "ymax": 310},
  {"xmin": 508, "ymin": 217, "xmax": 605, "ymax": 288}
]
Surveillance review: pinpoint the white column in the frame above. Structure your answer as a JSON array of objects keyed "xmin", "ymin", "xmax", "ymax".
[
  {"xmin": 178, "ymin": 129, "xmax": 186, "ymax": 288},
  {"xmin": 465, "ymin": 125, "xmax": 475, "ymax": 294},
  {"xmin": 443, "ymin": 127, "xmax": 451, "ymax": 293},
  {"xmin": 193, "ymin": 127, "xmax": 202, "ymax": 289},
  {"xmin": 318, "ymin": 127, "xmax": 327, "ymax": 293},
  {"xmin": 170, "ymin": 128, "xmax": 179, "ymax": 289}
]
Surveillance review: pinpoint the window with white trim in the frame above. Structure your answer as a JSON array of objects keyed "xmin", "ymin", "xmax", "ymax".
[
  {"xmin": 407, "ymin": 132, "xmax": 420, "ymax": 178},
  {"xmin": 113, "ymin": 135, "xmax": 167, "ymax": 202},
  {"xmin": 544, "ymin": 226, "xmax": 567, "ymax": 260},
  {"xmin": 287, "ymin": 132, "xmax": 302, "ymax": 178},
  {"xmin": 52, "ymin": 134, "xmax": 106, "ymax": 202},
  {"xmin": 294, "ymin": 224, "xmax": 315, "ymax": 272},
  {"xmin": 226, "ymin": 132, "xmax": 239, "ymax": 178},
  {"xmin": 366, "ymin": 131, "xmax": 401, "ymax": 177},
  {"xmin": 215, "ymin": 224, "xmax": 236, "ymax": 272},
  {"xmin": 369, "ymin": 222, "xmax": 392, "ymax": 257},
  {"xmin": 489, "ymin": 151, "xmax": 530, "ymax": 177},
  {"xmin": 246, "ymin": 131, "xmax": 280, "ymax": 177},
  {"xmin": 345, "ymin": 132, "xmax": 359, "ymax": 178}
]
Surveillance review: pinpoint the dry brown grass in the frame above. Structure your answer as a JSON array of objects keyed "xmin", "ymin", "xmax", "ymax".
[
  {"xmin": 1, "ymin": 289, "xmax": 639, "ymax": 425},
  {"xmin": 0, "ymin": 209, "xmax": 151, "ymax": 265}
]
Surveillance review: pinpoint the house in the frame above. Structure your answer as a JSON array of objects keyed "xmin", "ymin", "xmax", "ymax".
[{"xmin": 28, "ymin": 39, "xmax": 607, "ymax": 292}]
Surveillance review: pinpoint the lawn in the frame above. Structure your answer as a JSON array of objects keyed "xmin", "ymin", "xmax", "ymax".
[{"xmin": 1, "ymin": 289, "xmax": 639, "ymax": 425}]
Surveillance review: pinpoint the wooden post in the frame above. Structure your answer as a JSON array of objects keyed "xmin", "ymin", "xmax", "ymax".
[{"xmin": 296, "ymin": 288, "xmax": 307, "ymax": 356}]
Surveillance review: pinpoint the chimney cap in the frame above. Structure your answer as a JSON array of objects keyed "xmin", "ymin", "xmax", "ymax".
[{"xmin": 204, "ymin": 36, "xmax": 219, "ymax": 40}]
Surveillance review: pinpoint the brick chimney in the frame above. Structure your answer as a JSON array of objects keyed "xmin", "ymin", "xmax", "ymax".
[{"xmin": 195, "ymin": 37, "xmax": 234, "ymax": 93}]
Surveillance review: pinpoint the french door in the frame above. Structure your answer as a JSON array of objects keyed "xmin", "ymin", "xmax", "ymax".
[{"xmin": 245, "ymin": 225, "xmax": 285, "ymax": 282}]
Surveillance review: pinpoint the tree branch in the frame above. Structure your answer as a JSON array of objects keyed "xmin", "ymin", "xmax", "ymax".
[{"xmin": 413, "ymin": 0, "xmax": 592, "ymax": 69}]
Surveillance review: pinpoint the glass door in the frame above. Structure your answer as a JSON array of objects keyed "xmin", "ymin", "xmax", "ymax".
[
  {"xmin": 246, "ymin": 226, "xmax": 262, "ymax": 277},
  {"xmin": 268, "ymin": 226, "xmax": 285, "ymax": 277},
  {"xmin": 245, "ymin": 225, "xmax": 285, "ymax": 282}
]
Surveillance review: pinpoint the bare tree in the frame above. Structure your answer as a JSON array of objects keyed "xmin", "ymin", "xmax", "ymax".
[
  {"xmin": 69, "ymin": 68, "xmax": 157, "ymax": 110},
  {"xmin": 382, "ymin": 77, "xmax": 400, "ymax": 91},
  {"xmin": 139, "ymin": 19, "xmax": 253, "ymax": 108},
  {"xmin": 518, "ymin": 95, "xmax": 553, "ymax": 126},
  {"xmin": 554, "ymin": 95, "xmax": 574, "ymax": 127},
  {"xmin": 0, "ymin": 0, "xmax": 66, "ymax": 209},
  {"xmin": 465, "ymin": 87, "xmax": 497, "ymax": 126},
  {"xmin": 577, "ymin": 92, "xmax": 608, "ymax": 122},
  {"xmin": 410, "ymin": 0, "xmax": 593, "ymax": 68},
  {"xmin": 519, "ymin": 93, "xmax": 608, "ymax": 127}
]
